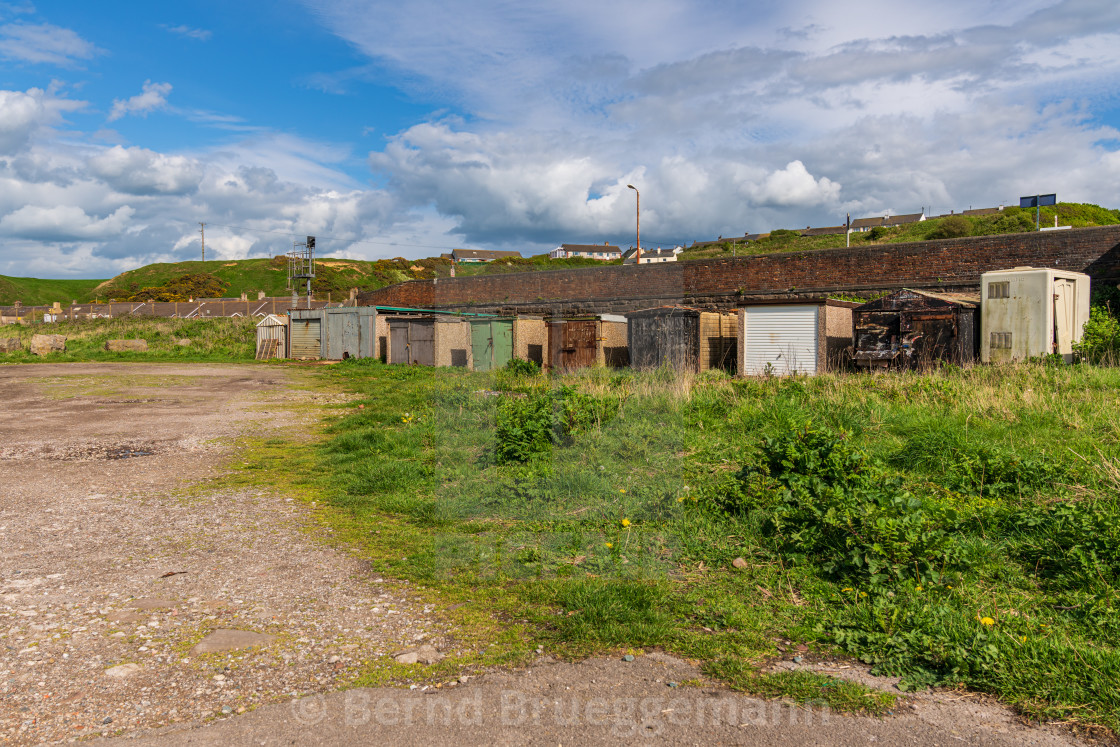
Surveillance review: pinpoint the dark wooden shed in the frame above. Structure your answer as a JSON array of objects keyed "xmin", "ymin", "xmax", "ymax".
[
  {"xmin": 853, "ymin": 289, "xmax": 980, "ymax": 369},
  {"xmin": 546, "ymin": 315, "xmax": 628, "ymax": 371},
  {"xmin": 627, "ymin": 306, "xmax": 737, "ymax": 373}
]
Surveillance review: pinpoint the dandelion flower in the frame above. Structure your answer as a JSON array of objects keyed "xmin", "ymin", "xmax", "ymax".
[
  {"xmin": 619, "ymin": 488, "xmax": 627, "ymax": 494},
  {"xmin": 979, "ymin": 617, "xmax": 995, "ymax": 626},
  {"xmin": 605, "ymin": 542, "xmax": 613, "ymax": 548},
  {"xmin": 621, "ymin": 518, "xmax": 631, "ymax": 528},
  {"xmin": 860, "ymin": 592, "xmax": 868, "ymax": 598},
  {"xmin": 842, "ymin": 588, "xmax": 853, "ymax": 593}
]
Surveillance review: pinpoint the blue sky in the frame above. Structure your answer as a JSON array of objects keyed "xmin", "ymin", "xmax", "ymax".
[{"xmin": 0, "ymin": 0, "xmax": 1118, "ymax": 278}]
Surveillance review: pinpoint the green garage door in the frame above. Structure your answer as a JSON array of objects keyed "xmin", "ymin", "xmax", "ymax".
[{"xmin": 470, "ymin": 319, "xmax": 514, "ymax": 371}]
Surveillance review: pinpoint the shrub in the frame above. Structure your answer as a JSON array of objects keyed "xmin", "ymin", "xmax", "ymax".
[
  {"xmin": 928, "ymin": 215, "xmax": 971, "ymax": 240},
  {"xmin": 505, "ymin": 358, "xmax": 541, "ymax": 376},
  {"xmin": 867, "ymin": 226, "xmax": 890, "ymax": 240},
  {"xmin": 1073, "ymin": 305, "xmax": 1120, "ymax": 364},
  {"xmin": 494, "ymin": 386, "xmax": 616, "ymax": 464},
  {"xmin": 728, "ymin": 424, "xmax": 962, "ymax": 586}
]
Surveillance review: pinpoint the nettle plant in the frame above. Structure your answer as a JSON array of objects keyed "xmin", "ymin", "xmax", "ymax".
[{"xmin": 727, "ymin": 424, "xmax": 963, "ymax": 587}]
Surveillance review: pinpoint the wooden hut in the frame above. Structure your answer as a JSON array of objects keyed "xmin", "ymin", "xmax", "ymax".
[
  {"xmin": 739, "ymin": 299, "xmax": 857, "ymax": 375},
  {"xmin": 853, "ymin": 289, "xmax": 979, "ymax": 369},
  {"xmin": 545, "ymin": 315, "xmax": 628, "ymax": 371},
  {"xmin": 255, "ymin": 314, "xmax": 288, "ymax": 359},
  {"xmin": 627, "ymin": 306, "xmax": 738, "ymax": 373}
]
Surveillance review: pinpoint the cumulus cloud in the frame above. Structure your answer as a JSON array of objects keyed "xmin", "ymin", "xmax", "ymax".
[
  {"xmin": 108, "ymin": 81, "xmax": 172, "ymax": 122},
  {"xmin": 0, "ymin": 21, "xmax": 101, "ymax": 66},
  {"xmin": 751, "ymin": 161, "xmax": 841, "ymax": 207},
  {"xmin": 87, "ymin": 146, "xmax": 204, "ymax": 195},
  {"xmin": 0, "ymin": 204, "xmax": 135, "ymax": 241},
  {"xmin": 0, "ymin": 87, "xmax": 84, "ymax": 154}
]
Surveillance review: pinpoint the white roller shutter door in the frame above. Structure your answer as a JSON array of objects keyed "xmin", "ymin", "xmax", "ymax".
[{"xmin": 744, "ymin": 306, "xmax": 818, "ymax": 375}]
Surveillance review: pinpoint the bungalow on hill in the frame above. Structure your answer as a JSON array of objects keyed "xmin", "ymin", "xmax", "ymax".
[
  {"xmin": 622, "ymin": 246, "xmax": 683, "ymax": 264},
  {"xmin": 849, "ymin": 217, "xmax": 884, "ymax": 233},
  {"xmin": 549, "ymin": 243, "xmax": 622, "ymax": 260},
  {"xmin": 883, "ymin": 212, "xmax": 926, "ymax": 227},
  {"xmin": 451, "ymin": 248, "xmax": 523, "ymax": 263}
]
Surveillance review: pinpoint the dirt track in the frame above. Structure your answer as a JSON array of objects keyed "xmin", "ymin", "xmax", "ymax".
[
  {"xmin": 0, "ymin": 362, "xmax": 1095, "ymax": 746},
  {"xmin": 0, "ymin": 363, "xmax": 444, "ymax": 744}
]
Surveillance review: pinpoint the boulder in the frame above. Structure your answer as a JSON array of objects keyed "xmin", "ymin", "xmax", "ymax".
[
  {"xmin": 30, "ymin": 334, "xmax": 66, "ymax": 356},
  {"xmin": 105, "ymin": 339, "xmax": 148, "ymax": 353},
  {"xmin": 176, "ymin": 338, "xmax": 192, "ymax": 347},
  {"xmin": 0, "ymin": 338, "xmax": 21, "ymax": 353}
]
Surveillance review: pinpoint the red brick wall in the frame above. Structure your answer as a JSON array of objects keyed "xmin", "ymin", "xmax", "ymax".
[{"xmin": 358, "ymin": 226, "xmax": 1120, "ymax": 310}]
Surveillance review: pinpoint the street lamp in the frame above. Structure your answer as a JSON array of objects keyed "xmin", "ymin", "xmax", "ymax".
[{"xmin": 627, "ymin": 184, "xmax": 640, "ymax": 263}]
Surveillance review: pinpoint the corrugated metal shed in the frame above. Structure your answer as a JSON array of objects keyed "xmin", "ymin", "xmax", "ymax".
[
  {"xmin": 627, "ymin": 306, "xmax": 737, "ymax": 373},
  {"xmin": 289, "ymin": 307, "xmax": 377, "ymax": 360},
  {"xmin": 853, "ymin": 289, "xmax": 979, "ymax": 369}
]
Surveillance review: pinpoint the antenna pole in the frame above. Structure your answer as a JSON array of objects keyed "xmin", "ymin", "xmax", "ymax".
[{"xmin": 199, "ymin": 223, "xmax": 206, "ymax": 262}]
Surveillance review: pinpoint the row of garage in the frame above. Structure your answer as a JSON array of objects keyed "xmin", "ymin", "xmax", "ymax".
[
  {"xmin": 259, "ymin": 303, "xmax": 844, "ymax": 375},
  {"xmin": 257, "ymin": 267, "xmax": 1091, "ymax": 374}
]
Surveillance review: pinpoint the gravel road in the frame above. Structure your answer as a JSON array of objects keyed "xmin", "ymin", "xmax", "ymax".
[{"xmin": 0, "ymin": 363, "xmax": 444, "ymax": 744}]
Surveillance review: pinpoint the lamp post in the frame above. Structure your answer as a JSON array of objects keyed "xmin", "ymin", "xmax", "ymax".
[{"xmin": 627, "ymin": 184, "xmax": 640, "ymax": 264}]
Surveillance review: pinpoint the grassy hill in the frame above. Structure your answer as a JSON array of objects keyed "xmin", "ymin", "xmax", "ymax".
[
  {"xmin": 2, "ymin": 202, "xmax": 1115, "ymax": 305},
  {"xmin": 0, "ymin": 276, "xmax": 107, "ymax": 306}
]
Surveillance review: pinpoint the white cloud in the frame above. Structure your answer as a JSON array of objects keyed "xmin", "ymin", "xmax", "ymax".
[
  {"xmin": 162, "ymin": 24, "xmax": 213, "ymax": 41},
  {"xmin": 0, "ymin": 204, "xmax": 135, "ymax": 241},
  {"xmin": 752, "ymin": 161, "xmax": 841, "ymax": 207},
  {"xmin": 0, "ymin": 22, "xmax": 101, "ymax": 66},
  {"xmin": 0, "ymin": 86, "xmax": 84, "ymax": 154},
  {"xmin": 87, "ymin": 146, "xmax": 204, "ymax": 195},
  {"xmin": 108, "ymin": 81, "xmax": 172, "ymax": 122}
]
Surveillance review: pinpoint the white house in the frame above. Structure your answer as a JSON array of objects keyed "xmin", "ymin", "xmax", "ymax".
[
  {"xmin": 622, "ymin": 246, "xmax": 683, "ymax": 265},
  {"xmin": 550, "ymin": 243, "xmax": 622, "ymax": 260}
]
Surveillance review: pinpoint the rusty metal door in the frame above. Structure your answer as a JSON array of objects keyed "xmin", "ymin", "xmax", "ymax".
[{"xmin": 549, "ymin": 320, "xmax": 597, "ymax": 370}]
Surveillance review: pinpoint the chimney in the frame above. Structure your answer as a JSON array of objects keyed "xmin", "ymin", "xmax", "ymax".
[
  {"xmin": 240, "ymin": 291, "xmax": 247, "ymax": 301},
  {"xmin": 258, "ymin": 290, "xmax": 266, "ymax": 300},
  {"xmin": 349, "ymin": 287, "xmax": 358, "ymax": 301}
]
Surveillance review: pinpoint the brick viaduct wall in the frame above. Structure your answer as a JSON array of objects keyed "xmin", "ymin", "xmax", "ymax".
[{"xmin": 359, "ymin": 226, "xmax": 1120, "ymax": 314}]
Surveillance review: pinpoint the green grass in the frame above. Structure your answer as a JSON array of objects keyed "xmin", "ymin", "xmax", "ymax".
[
  {"xmin": 0, "ymin": 275, "xmax": 106, "ymax": 306},
  {"xmin": 679, "ymin": 202, "xmax": 1120, "ymax": 261},
  {"xmin": 300, "ymin": 359, "xmax": 1120, "ymax": 734},
  {"xmin": 0, "ymin": 316, "xmax": 258, "ymax": 362}
]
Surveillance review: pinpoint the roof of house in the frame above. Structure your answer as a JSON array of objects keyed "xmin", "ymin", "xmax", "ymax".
[
  {"xmin": 883, "ymin": 213, "xmax": 924, "ymax": 226},
  {"xmin": 850, "ymin": 217, "xmax": 885, "ymax": 229},
  {"xmin": 622, "ymin": 246, "xmax": 679, "ymax": 259},
  {"xmin": 560, "ymin": 243, "xmax": 622, "ymax": 254},
  {"xmin": 963, "ymin": 207, "xmax": 1001, "ymax": 216},
  {"xmin": 452, "ymin": 248, "xmax": 523, "ymax": 261},
  {"xmin": 799, "ymin": 225, "xmax": 847, "ymax": 236}
]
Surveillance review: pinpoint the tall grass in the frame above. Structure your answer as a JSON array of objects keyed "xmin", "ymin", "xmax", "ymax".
[{"xmin": 315, "ymin": 359, "xmax": 1120, "ymax": 733}]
